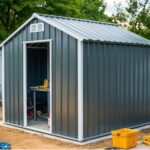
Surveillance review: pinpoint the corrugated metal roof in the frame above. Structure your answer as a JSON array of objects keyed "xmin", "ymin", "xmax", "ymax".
[
  {"xmin": 39, "ymin": 14, "xmax": 150, "ymax": 45},
  {"xmin": 0, "ymin": 13, "xmax": 150, "ymax": 47}
]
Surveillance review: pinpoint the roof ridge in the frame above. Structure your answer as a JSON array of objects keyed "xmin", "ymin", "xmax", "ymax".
[
  {"xmin": 1, "ymin": 13, "xmax": 149, "ymax": 47},
  {"xmin": 37, "ymin": 13, "xmax": 118, "ymax": 26}
]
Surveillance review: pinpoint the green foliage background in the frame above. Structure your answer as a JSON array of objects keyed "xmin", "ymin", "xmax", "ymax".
[
  {"xmin": 0, "ymin": 0, "xmax": 149, "ymax": 42},
  {"xmin": 112, "ymin": 0, "xmax": 150, "ymax": 40}
]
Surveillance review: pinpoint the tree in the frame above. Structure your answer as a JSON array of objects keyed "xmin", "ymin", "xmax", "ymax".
[
  {"xmin": 0, "ymin": 0, "xmax": 46, "ymax": 41},
  {"xmin": 0, "ymin": 0, "xmax": 83, "ymax": 42},
  {"xmin": 113, "ymin": 0, "xmax": 150, "ymax": 39},
  {"xmin": 80, "ymin": 0, "xmax": 111, "ymax": 22},
  {"xmin": 42, "ymin": 0, "xmax": 82, "ymax": 17},
  {"xmin": 0, "ymin": 0, "xmax": 111, "ymax": 42}
]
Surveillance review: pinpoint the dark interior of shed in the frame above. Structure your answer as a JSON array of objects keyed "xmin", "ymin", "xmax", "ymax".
[{"xmin": 26, "ymin": 42, "xmax": 50, "ymax": 131}]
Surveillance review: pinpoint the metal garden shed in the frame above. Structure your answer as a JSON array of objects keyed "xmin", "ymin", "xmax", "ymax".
[{"xmin": 0, "ymin": 13, "xmax": 150, "ymax": 142}]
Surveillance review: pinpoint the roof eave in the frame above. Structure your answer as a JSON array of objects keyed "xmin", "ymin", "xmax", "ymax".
[
  {"xmin": 83, "ymin": 39, "xmax": 150, "ymax": 46},
  {"xmin": 0, "ymin": 13, "xmax": 83, "ymax": 47},
  {"xmin": 34, "ymin": 13, "xmax": 83, "ymax": 41}
]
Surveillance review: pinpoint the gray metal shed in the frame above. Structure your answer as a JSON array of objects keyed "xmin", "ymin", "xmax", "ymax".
[{"xmin": 0, "ymin": 13, "xmax": 150, "ymax": 142}]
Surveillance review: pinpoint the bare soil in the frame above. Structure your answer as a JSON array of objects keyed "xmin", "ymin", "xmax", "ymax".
[
  {"xmin": 0, "ymin": 106, "xmax": 111, "ymax": 149},
  {"xmin": 0, "ymin": 125, "xmax": 112, "ymax": 149},
  {"xmin": 0, "ymin": 106, "xmax": 150, "ymax": 149}
]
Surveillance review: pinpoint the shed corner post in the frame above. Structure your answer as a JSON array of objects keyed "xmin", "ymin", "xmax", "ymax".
[
  {"xmin": 49, "ymin": 39, "xmax": 53, "ymax": 134},
  {"xmin": 23, "ymin": 42, "xmax": 27, "ymax": 127},
  {"xmin": 2, "ymin": 45, "xmax": 5, "ymax": 123},
  {"xmin": 78, "ymin": 40, "xmax": 84, "ymax": 141}
]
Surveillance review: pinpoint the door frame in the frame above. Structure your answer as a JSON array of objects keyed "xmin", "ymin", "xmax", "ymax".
[{"xmin": 23, "ymin": 39, "xmax": 52, "ymax": 134}]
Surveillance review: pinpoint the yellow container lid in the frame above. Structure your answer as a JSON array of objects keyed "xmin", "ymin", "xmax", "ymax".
[{"xmin": 112, "ymin": 128, "xmax": 138, "ymax": 137}]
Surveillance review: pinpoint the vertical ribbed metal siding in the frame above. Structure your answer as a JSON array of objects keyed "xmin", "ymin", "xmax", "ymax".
[
  {"xmin": 51, "ymin": 29, "xmax": 78, "ymax": 138},
  {"xmin": 83, "ymin": 42, "xmax": 150, "ymax": 139},
  {"xmin": 4, "ymin": 18, "xmax": 78, "ymax": 139}
]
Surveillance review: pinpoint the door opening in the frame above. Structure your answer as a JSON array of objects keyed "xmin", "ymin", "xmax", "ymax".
[{"xmin": 23, "ymin": 40, "xmax": 52, "ymax": 133}]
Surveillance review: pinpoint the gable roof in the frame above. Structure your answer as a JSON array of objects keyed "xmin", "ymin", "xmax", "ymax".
[{"xmin": 0, "ymin": 13, "xmax": 150, "ymax": 47}]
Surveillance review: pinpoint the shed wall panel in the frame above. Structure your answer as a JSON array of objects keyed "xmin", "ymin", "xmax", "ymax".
[
  {"xmin": 83, "ymin": 42, "xmax": 150, "ymax": 139},
  {"xmin": 4, "ymin": 18, "xmax": 78, "ymax": 139}
]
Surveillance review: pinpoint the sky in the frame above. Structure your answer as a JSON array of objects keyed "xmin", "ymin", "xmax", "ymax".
[{"xmin": 104, "ymin": 0, "xmax": 128, "ymax": 16}]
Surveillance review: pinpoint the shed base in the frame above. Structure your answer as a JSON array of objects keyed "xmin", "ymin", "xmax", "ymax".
[
  {"xmin": 1, "ymin": 121, "xmax": 150, "ymax": 145},
  {"xmin": 28, "ymin": 118, "xmax": 49, "ymax": 131}
]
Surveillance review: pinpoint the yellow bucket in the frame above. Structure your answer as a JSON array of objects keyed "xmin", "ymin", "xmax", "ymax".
[{"xmin": 112, "ymin": 128, "xmax": 138, "ymax": 149}]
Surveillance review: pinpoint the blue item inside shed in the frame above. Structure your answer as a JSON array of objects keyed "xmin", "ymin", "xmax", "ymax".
[{"xmin": 0, "ymin": 142, "xmax": 11, "ymax": 149}]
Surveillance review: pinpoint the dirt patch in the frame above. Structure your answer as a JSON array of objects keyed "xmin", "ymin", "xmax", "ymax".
[
  {"xmin": 0, "ymin": 126, "xmax": 111, "ymax": 149},
  {"xmin": 1, "ymin": 125, "xmax": 150, "ymax": 150},
  {"xmin": 0, "ymin": 105, "xmax": 150, "ymax": 149},
  {"xmin": 0, "ymin": 106, "xmax": 112, "ymax": 149}
]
